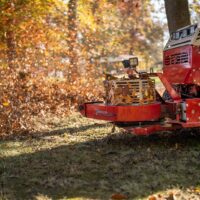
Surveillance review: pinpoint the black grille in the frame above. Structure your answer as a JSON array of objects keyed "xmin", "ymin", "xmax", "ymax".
[{"xmin": 164, "ymin": 52, "xmax": 189, "ymax": 65}]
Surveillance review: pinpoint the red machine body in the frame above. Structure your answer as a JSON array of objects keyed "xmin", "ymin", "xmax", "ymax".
[
  {"xmin": 81, "ymin": 103, "xmax": 161, "ymax": 122},
  {"xmin": 80, "ymin": 23, "xmax": 200, "ymax": 135},
  {"xmin": 163, "ymin": 24, "xmax": 200, "ymax": 85}
]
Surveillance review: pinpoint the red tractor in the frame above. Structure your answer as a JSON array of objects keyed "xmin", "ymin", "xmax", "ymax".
[{"xmin": 80, "ymin": 23, "xmax": 200, "ymax": 135}]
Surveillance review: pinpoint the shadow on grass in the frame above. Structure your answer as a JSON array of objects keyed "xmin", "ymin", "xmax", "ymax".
[
  {"xmin": 1, "ymin": 129, "xmax": 200, "ymax": 199},
  {"xmin": 3, "ymin": 123, "xmax": 110, "ymax": 141},
  {"xmin": 33, "ymin": 123, "xmax": 109, "ymax": 137}
]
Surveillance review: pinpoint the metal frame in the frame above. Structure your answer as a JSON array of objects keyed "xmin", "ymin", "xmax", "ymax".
[{"xmin": 79, "ymin": 72, "xmax": 200, "ymax": 135}]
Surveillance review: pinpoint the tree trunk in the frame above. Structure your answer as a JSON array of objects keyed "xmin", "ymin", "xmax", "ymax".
[
  {"xmin": 164, "ymin": 0, "xmax": 191, "ymax": 33},
  {"xmin": 68, "ymin": 0, "xmax": 78, "ymax": 82}
]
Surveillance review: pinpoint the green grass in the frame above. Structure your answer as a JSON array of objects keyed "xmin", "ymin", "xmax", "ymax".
[{"xmin": 1, "ymin": 113, "xmax": 200, "ymax": 200}]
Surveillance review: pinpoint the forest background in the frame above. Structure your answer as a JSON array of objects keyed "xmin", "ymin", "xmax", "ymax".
[{"xmin": 0, "ymin": 0, "xmax": 200, "ymax": 136}]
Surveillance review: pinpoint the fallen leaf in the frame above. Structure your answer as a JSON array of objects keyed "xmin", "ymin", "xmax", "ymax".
[
  {"xmin": 2, "ymin": 102, "xmax": 10, "ymax": 107},
  {"xmin": 194, "ymin": 186, "xmax": 200, "ymax": 193},
  {"xmin": 111, "ymin": 193, "xmax": 128, "ymax": 199},
  {"xmin": 166, "ymin": 192, "xmax": 174, "ymax": 200},
  {"xmin": 148, "ymin": 195, "xmax": 157, "ymax": 200}
]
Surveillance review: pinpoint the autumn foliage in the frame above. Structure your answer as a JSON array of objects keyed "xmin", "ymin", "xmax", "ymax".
[
  {"xmin": 0, "ymin": 0, "xmax": 166, "ymax": 136},
  {"xmin": 0, "ymin": 67, "xmax": 103, "ymax": 136}
]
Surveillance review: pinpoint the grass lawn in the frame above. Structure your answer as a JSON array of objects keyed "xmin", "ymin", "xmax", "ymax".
[{"xmin": 1, "ymin": 113, "xmax": 200, "ymax": 200}]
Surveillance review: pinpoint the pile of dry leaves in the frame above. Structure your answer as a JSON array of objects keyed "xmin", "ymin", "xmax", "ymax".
[{"xmin": 0, "ymin": 68, "xmax": 103, "ymax": 137}]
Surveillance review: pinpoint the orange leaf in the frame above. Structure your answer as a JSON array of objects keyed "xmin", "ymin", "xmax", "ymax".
[
  {"xmin": 148, "ymin": 196, "xmax": 157, "ymax": 200},
  {"xmin": 111, "ymin": 193, "xmax": 128, "ymax": 200}
]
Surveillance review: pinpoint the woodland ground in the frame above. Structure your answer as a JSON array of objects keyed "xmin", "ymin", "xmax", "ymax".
[{"xmin": 1, "ymin": 113, "xmax": 200, "ymax": 200}]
